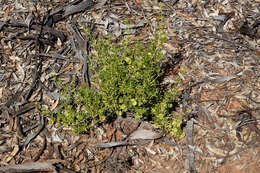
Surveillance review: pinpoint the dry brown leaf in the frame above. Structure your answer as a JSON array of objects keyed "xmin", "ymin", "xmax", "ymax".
[
  {"xmin": 3, "ymin": 5, "xmax": 13, "ymax": 21},
  {"xmin": 8, "ymin": 116, "xmax": 15, "ymax": 131},
  {"xmin": 129, "ymin": 35, "xmax": 147, "ymax": 42},
  {"xmin": 60, "ymin": 63, "xmax": 73, "ymax": 74},
  {"xmin": 129, "ymin": 129, "xmax": 163, "ymax": 140},
  {"xmin": 50, "ymin": 98, "xmax": 60, "ymax": 111},
  {"xmin": 176, "ymin": 11, "xmax": 194, "ymax": 19}
]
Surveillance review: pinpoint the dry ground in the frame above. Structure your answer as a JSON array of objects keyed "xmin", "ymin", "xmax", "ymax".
[{"xmin": 0, "ymin": 0, "xmax": 259, "ymax": 172}]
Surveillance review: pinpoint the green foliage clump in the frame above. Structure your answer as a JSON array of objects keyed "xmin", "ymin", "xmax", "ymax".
[{"xmin": 47, "ymin": 26, "xmax": 185, "ymax": 137}]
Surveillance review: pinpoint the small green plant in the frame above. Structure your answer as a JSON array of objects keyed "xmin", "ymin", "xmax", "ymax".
[{"xmin": 46, "ymin": 23, "xmax": 185, "ymax": 137}]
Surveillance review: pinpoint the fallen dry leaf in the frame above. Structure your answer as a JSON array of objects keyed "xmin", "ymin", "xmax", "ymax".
[{"xmin": 129, "ymin": 129, "xmax": 163, "ymax": 140}]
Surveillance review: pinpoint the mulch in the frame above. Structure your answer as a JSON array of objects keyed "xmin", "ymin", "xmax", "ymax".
[{"xmin": 0, "ymin": 0, "xmax": 259, "ymax": 172}]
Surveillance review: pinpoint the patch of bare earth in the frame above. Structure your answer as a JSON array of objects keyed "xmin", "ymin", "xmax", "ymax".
[{"xmin": 0, "ymin": 0, "xmax": 259, "ymax": 172}]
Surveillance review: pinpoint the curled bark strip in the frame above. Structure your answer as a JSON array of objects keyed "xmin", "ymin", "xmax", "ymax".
[
  {"xmin": 49, "ymin": 0, "xmax": 94, "ymax": 23},
  {"xmin": 186, "ymin": 119, "xmax": 195, "ymax": 173},
  {"xmin": 0, "ymin": 162, "xmax": 56, "ymax": 173}
]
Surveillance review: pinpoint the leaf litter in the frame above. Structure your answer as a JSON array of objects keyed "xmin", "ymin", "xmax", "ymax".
[{"xmin": 0, "ymin": 0, "xmax": 259, "ymax": 172}]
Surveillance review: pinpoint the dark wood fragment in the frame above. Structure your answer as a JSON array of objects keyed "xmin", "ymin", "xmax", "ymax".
[
  {"xmin": 23, "ymin": 116, "xmax": 45, "ymax": 149},
  {"xmin": 13, "ymin": 102, "xmax": 36, "ymax": 117},
  {"xmin": 5, "ymin": 19, "xmax": 66, "ymax": 43},
  {"xmin": 49, "ymin": 0, "xmax": 94, "ymax": 23}
]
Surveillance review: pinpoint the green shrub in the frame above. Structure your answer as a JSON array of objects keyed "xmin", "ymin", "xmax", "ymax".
[{"xmin": 46, "ymin": 25, "xmax": 185, "ymax": 138}]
